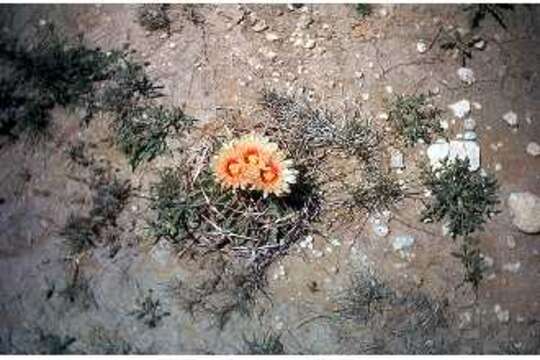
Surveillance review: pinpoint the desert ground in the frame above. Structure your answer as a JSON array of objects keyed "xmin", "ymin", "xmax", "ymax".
[{"xmin": 0, "ymin": 4, "xmax": 539, "ymax": 354}]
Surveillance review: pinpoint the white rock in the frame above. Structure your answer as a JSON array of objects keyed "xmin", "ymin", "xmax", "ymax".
[
  {"xmin": 495, "ymin": 163, "xmax": 502, "ymax": 172},
  {"xmin": 372, "ymin": 218, "xmax": 389, "ymax": 237},
  {"xmin": 463, "ymin": 131, "xmax": 478, "ymax": 141},
  {"xmin": 457, "ymin": 67, "xmax": 475, "ymax": 85},
  {"xmin": 303, "ymin": 39, "xmax": 316, "ymax": 49},
  {"xmin": 458, "ymin": 311, "xmax": 472, "ymax": 329},
  {"xmin": 416, "ymin": 40, "xmax": 428, "ymax": 54},
  {"xmin": 440, "ymin": 119, "xmax": 449, "ymax": 130},
  {"xmin": 449, "ymin": 140, "xmax": 481, "ymax": 171},
  {"xmin": 252, "ymin": 20, "xmax": 268, "ymax": 32},
  {"xmin": 502, "ymin": 262, "xmax": 521, "ymax": 273},
  {"xmin": 427, "ymin": 139, "xmax": 450, "ymax": 169},
  {"xmin": 464, "ymin": 117, "xmax": 476, "ymax": 131},
  {"xmin": 354, "ymin": 71, "xmax": 364, "ymax": 79},
  {"xmin": 378, "ymin": 112, "xmax": 389, "ymax": 121},
  {"xmin": 494, "ymin": 304, "xmax": 510, "ymax": 323},
  {"xmin": 506, "ymin": 235, "xmax": 516, "ymax": 249},
  {"xmin": 482, "ymin": 255, "xmax": 494, "ymax": 268},
  {"xmin": 526, "ymin": 142, "xmax": 540, "ymax": 157},
  {"xmin": 385, "ymin": 85, "xmax": 393, "ymax": 94},
  {"xmin": 392, "ymin": 234, "xmax": 415, "ymax": 259},
  {"xmin": 502, "ymin": 111, "xmax": 518, "ymax": 127},
  {"xmin": 265, "ymin": 33, "xmax": 280, "ymax": 41},
  {"xmin": 390, "ymin": 150, "xmax": 405, "ymax": 169},
  {"xmin": 472, "ymin": 102, "xmax": 482, "ymax": 110},
  {"xmin": 297, "ymin": 14, "xmax": 313, "ymax": 29},
  {"xmin": 361, "ymin": 93, "xmax": 370, "ymax": 101},
  {"xmin": 474, "ymin": 39, "xmax": 486, "ymax": 50},
  {"xmin": 299, "ymin": 235, "xmax": 314, "ymax": 250},
  {"xmin": 449, "ymin": 100, "xmax": 471, "ymax": 119},
  {"xmin": 508, "ymin": 192, "xmax": 540, "ymax": 234}
]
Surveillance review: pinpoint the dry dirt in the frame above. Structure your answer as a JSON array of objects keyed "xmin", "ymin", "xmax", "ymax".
[{"xmin": 0, "ymin": 4, "xmax": 539, "ymax": 354}]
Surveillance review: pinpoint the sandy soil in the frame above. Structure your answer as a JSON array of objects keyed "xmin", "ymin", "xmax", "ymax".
[{"xmin": 0, "ymin": 4, "xmax": 539, "ymax": 354}]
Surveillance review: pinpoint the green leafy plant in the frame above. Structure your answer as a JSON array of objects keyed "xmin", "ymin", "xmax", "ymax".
[
  {"xmin": 350, "ymin": 169, "xmax": 404, "ymax": 213},
  {"xmin": 421, "ymin": 158, "xmax": 499, "ymax": 239},
  {"xmin": 61, "ymin": 214, "xmax": 97, "ymax": 256},
  {"xmin": 355, "ymin": 4, "xmax": 372, "ymax": 18},
  {"xmin": 136, "ymin": 4, "xmax": 171, "ymax": 32},
  {"xmin": 387, "ymin": 94, "xmax": 443, "ymax": 146},
  {"xmin": 114, "ymin": 105, "xmax": 194, "ymax": 170},
  {"xmin": 452, "ymin": 237, "xmax": 486, "ymax": 293},
  {"xmin": 439, "ymin": 28, "xmax": 485, "ymax": 67},
  {"xmin": 130, "ymin": 289, "xmax": 171, "ymax": 328},
  {"xmin": 336, "ymin": 117, "xmax": 380, "ymax": 162},
  {"xmin": 243, "ymin": 331, "xmax": 285, "ymax": 355}
]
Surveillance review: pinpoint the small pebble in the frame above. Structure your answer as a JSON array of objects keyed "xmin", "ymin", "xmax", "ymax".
[
  {"xmin": 416, "ymin": 40, "xmax": 428, "ymax": 54},
  {"xmin": 503, "ymin": 111, "xmax": 518, "ymax": 127},
  {"xmin": 526, "ymin": 142, "xmax": 540, "ymax": 157}
]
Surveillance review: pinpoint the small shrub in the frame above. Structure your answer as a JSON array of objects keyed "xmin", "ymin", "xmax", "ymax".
[
  {"xmin": 355, "ymin": 4, "xmax": 372, "ymax": 18},
  {"xmin": 439, "ymin": 28, "xmax": 485, "ymax": 67},
  {"xmin": 336, "ymin": 117, "xmax": 380, "ymax": 162},
  {"xmin": 334, "ymin": 271, "xmax": 393, "ymax": 323},
  {"xmin": 136, "ymin": 4, "xmax": 171, "ymax": 32},
  {"xmin": 114, "ymin": 105, "xmax": 195, "ymax": 170},
  {"xmin": 36, "ymin": 331, "xmax": 76, "ymax": 355},
  {"xmin": 89, "ymin": 176, "xmax": 131, "ymax": 225},
  {"xmin": 452, "ymin": 237, "xmax": 486, "ymax": 293},
  {"xmin": 387, "ymin": 94, "xmax": 443, "ymax": 146},
  {"xmin": 243, "ymin": 331, "xmax": 285, "ymax": 355},
  {"xmin": 61, "ymin": 215, "xmax": 97, "ymax": 256},
  {"xmin": 350, "ymin": 169, "xmax": 404, "ymax": 213},
  {"xmin": 130, "ymin": 289, "xmax": 170, "ymax": 328},
  {"xmin": 421, "ymin": 157, "xmax": 499, "ymax": 239},
  {"xmin": 464, "ymin": 4, "xmax": 515, "ymax": 30}
]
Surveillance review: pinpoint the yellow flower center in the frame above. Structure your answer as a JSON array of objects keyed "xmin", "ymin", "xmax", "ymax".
[{"xmin": 247, "ymin": 154, "xmax": 260, "ymax": 166}]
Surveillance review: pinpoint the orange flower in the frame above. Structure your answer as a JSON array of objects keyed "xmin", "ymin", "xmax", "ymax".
[
  {"xmin": 212, "ymin": 141, "xmax": 249, "ymax": 190},
  {"xmin": 212, "ymin": 134, "xmax": 297, "ymax": 197}
]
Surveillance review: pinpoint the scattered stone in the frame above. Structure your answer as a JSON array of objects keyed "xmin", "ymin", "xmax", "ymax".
[
  {"xmin": 427, "ymin": 139, "xmax": 450, "ymax": 169},
  {"xmin": 312, "ymin": 250, "xmax": 324, "ymax": 258},
  {"xmin": 506, "ymin": 235, "xmax": 516, "ymax": 249},
  {"xmin": 502, "ymin": 111, "xmax": 518, "ymax": 127},
  {"xmin": 458, "ymin": 311, "xmax": 473, "ymax": 329},
  {"xmin": 303, "ymin": 39, "xmax": 316, "ymax": 49},
  {"xmin": 38, "ymin": 19, "xmax": 47, "ymax": 26},
  {"xmin": 392, "ymin": 234, "xmax": 415, "ymax": 260},
  {"xmin": 494, "ymin": 304, "xmax": 510, "ymax": 323},
  {"xmin": 385, "ymin": 85, "xmax": 393, "ymax": 94},
  {"xmin": 526, "ymin": 142, "xmax": 540, "ymax": 157},
  {"xmin": 464, "ymin": 117, "xmax": 476, "ymax": 131},
  {"xmin": 508, "ymin": 192, "xmax": 540, "ymax": 234},
  {"xmin": 265, "ymin": 32, "xmax": 280, "ymax": 41},
  {"xmin": 449, "ymin": 99, "xmax": 471, "ymax": 119},
  {"xmin": 463, "ymin": 131, "xmax": 478, "ymax": 141},
  {"xmin": 502, "ymin": 262, "xmax": 521, "ymax": 273},
  {"xmin": 474, "ymin": 39, "xmax": 486, "ymax": 50},
  {"xmin": 378, "ymin": 112, "xmax": 389, "ymax": 121},
  {"xmin": 297, "ymin": 14, "xmax": 313, "ymax": 29},
  {"xmin": 371, "ymin": 218, "xmax": 389, "ymax": 238},
  {"xmin": 390, "ymin": 150, "xmax": 405, "ymax": 169},
  {"xmin": 440, "ymin": 119, "xmax": 449, "ymax": 130},
  {"xmin": 354, "ymin": 71, "xmax": 364, "ymax": 79},
  {"xmin": 299, "ymin": 235, "xmax": 314, "ymax": 250},
  {"xmin": 361, "ymin": 93, "xmax": 370, "ymax": 101},
  {"xmin": 472, "ymin": 102, "xmax": 482, "ymax": 110},
  {"xmin": 416, "ymin": 40, "xmax": 428, "ymax": 54},
  {"xmin": 169, "ymin": 42, "xmax": 176, "ymax": 49},
  {"xmin": 457, "ymin": 67, "xmax": 475, "ymax": 85},
  {"xmin": 494, "ymin": 163, "xmax": 502, "ymax": 172},
  {"xmin": 482, "ymin": 254, "xmax": 494, "ymax": 268},
  {"xmin": 252, "ymin": 19, "xmax": 268, "ymax": 32},
  {"xmin": 449, "ymin": 140, "xmax": 480, "ymax": 171}
]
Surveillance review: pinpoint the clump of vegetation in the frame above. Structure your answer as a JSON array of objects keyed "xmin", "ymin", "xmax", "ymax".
[
  {"xmin": 421, "ymin": 157, "xmax": 499, "ymax": 291},
  {"xmin": 350, "ymin": 169, "xmax": 404, "ymax": 213},
  {"xmin": 243, "ymin": 331, "xmax": 285, "ymax": 355},
  {"xmin": 355, "ymin": 4, "xmax": 372, "ymax": 18},
  {"xmin": 130, "ymin": 289, "xmax": 171, "ymax": 328},
  {"xmin": 114, "ymin": 105, "xmax": 195, "ymax": 169},
  {"xmin": 464, "ymin": 4, "xmax": 515, "ymax": 30},
  {"xmin": 136, "ymin": 4, "xmax": 171, "ymax": 32},
  {"xmin": 65, "ymin": 140, "xmax": 91, "ymax": 167},
  {"xmin": 61, "ymin": 169, "xmax": 130, "ymax": 257},
  {"xmin": 421, "ymin": 158, "xmax": 499, "ymax": 238},
  {"xmin": 387, "ymin": 94, "xmax": 443, "ymax": 146},
  {"xmin": 439, "ymin": 28, "xmax": 485, "ymax": 67},
  {"xmin": 336, "ymin": 117, "xmax": 380, "ymax": 162},
  {"xmin": 36, "ymin": 331, "xmax": 76, "ymax": 355},
  {"xmin": 86, "ymin": 326, "xmax": 133, "ymax": 354},
  {"xmin": 452, "ymin": 237, "xmax": 486, "ymax": 293},
  {"xmin": 334, "ymin": 271, "xmax": 393, "ymax": 323}
]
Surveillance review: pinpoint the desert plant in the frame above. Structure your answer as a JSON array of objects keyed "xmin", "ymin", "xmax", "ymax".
[
  {"xmin": 61, "ymin": 215, "xmax": 97, "ymax": 256},
  {"xmin": 36, "ymin": 331, "xmax": 76, "ymax": 355},
  {"xmin": 334, "ymin": 271, "xmax": 393, "ymax": 323},
  {"xmin": 387, "ymin": 94, "xmax": 443, "ymax": 146},
  {"xmin": 136, "ymin": 4, "xmax": 171, "ymax": 32},
  {"xmin": 355, "ymin": 4, "xmax": 372, "ymax": 18},
  {"xmin": 130, "ymin": 289, "xmax": 170, "ymax": 328},
  {"xmin": 114, "ymin": 105, "xmax": 195, "ymax": 169},
  {"xmin": 438, "ymin": 28, "xmax": 485, "ymax": 67},
  {"xmin": 463, "ymin": 4, "xmax": 515, "ymax": 30},
  {"xmin": 452, "ymin": 237, "xmax": 487, "ymax": 293},
  {"xmin": 336, "ymin": 117, "xmax": 380, "ymax": 162},
  {"xmin": 243, "ymin": 331, "xmax": 285, "ymax": 355},
  {"xmin": 421, "ymin": 157, "xmax": 499, "ymax": 239},
  {"xmin": 350, "ymin": 169, "xmax": 404, "ymax": 213}
]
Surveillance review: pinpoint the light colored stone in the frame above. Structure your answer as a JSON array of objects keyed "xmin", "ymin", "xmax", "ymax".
[
  {"xmin": 297, "ymin": 14, "xmax": 313, "ymax": 29},
  {"xmin": 416, "ymin": 40, "xmax": 428, "ymax": 54},
  {"xmin": 457, "ymin": 67, "xmax": 475, "ymax": 85},
  {"xmin": 390, "ymin": 150, "xmax": 405, "ymax": 169},
  {"xmin": 508, "ymin": 192, "xmax": 540, "ymax": 234},
  {"xmin": 526, "ymin": 142, "xmax": 540, "ymax": 157},
  {"xmin": 299, "ymin": 235, "xmax": 314, "ymax": 250},
  {"xmin": 449, "ymin": 99, "xmax": 471, "ymax": 119},
  {"xmin": 506, "ymin": 235, "xmax": 516, "ymax": 249},
  {"xmin": 303, "ymin": 39, "xmax": 316, "ymax": 49},
  {"xmin": 464, "ymin": 117, "xmax": 476, "ymax": 131},
  {"xmin": 361, "ymin": 93, "xmax": 370, "ymax": 101},
  {"xmin": 252, "ymin": 19, "xmax": 268, "ymax": 32},
  {"xmin": 495, "ymin": 163, "xmax": 502, "ymax": 172},
  {"xmin": 458, "ymin": 311, "xmax": 472, "ymax": 329},
  {"xmin": 449, "ymin": 140, "xmax": 481, "ymax": 171},
  {"xmin": 494, "ymin": 304, "xmax": 510, "ymax": 323},
  {"xmin": 502, "ymin": 262, "xmax": 521, "ymax": 273},
  {"xmin": 392, "ymin": 234, "xmax": 415, "ymax": 260},
  {"xmin": 503, "ymin": 111, "xmax": 518, "ymax": 127},
  {"xmin": 427, "ymin": 139, "xmax": 450, "ymax": 169},
  {"xmin": 440, "ymin": 119, "xmax": 449, "ymax": 130},
  {"xmin": 463, "ymin": 131, "xmax": 478, "ymax": 141},
  {"xmin": 265, "ymin": 32, "xmax": 280, "ymax": 41}
]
